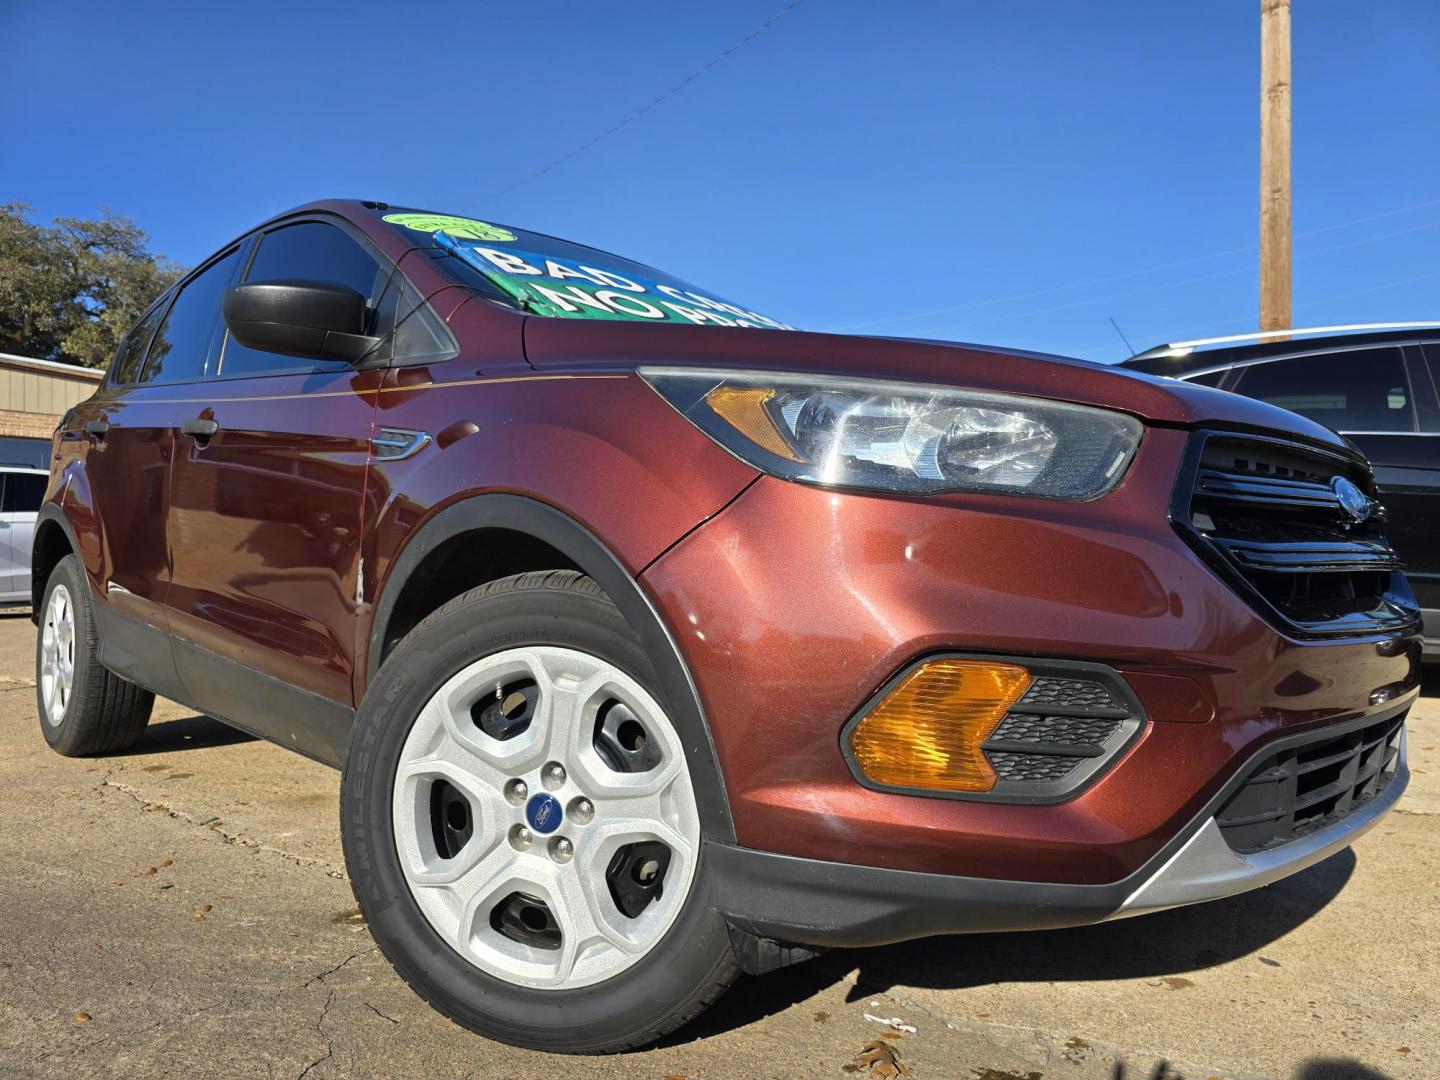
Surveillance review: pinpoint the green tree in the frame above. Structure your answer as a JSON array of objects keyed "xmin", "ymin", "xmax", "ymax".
[{"xmin": 0, "ymin": 202, "xmax": 184, "ymax": 369}]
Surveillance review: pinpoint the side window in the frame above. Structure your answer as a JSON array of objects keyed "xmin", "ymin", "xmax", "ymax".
[
  {"xmin": 218, "ymin": 221, "xmax": 388, "ymax": 378},
  {"xmin": 1230, "ymin": 348, "xmax": 1415, "ymax": 433},
  {"xmin": 0, "ymin": 438, "xmax": 48, "ymax": 470},
  {"xmin": 371, "ymin": 273, "xmax": 455, "ymax": 364},
  {"xmin": 111, "ymin": 301, "xmax": 167, "ymax": 385},
  {"xmin": 1, "ymin": 472, "xmax": 46, "ymax": 513},
  {"xmin": 141, "ymin": 247, "xmax": 244, "ymax": 384}
]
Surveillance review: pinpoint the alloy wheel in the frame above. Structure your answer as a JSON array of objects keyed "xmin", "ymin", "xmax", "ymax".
[
  {"xmin": 39, "ymin": 583, "xmax": 75, "ymax": 726},
  {"xmin": 391, "ymin": 646, "xmax": 700, "ymax": 990}
]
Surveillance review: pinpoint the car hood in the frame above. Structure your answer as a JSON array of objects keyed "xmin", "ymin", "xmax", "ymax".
[{"xmin": 520, "ymin": 318, "xmax": 1351, "ymax": 452}]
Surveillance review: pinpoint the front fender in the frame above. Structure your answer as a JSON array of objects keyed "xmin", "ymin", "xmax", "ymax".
[
  {"xmin": 364, "ymin": 492, "xmax": 739, "ymax": 844},
  {"xmin": 354, "ymin": 369, "xmax": 762, "ymax": 841}
]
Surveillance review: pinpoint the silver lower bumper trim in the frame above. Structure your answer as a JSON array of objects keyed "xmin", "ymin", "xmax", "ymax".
[{"xmin": 1112, "ymin": 727, "xmax": 1408, "ymax": 919}]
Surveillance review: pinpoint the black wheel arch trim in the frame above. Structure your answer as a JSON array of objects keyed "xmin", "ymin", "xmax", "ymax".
[
  {"xmin": 32, "ymin": 503, "xmax": 86, "ymax": 617},
  {"xmin": 365, "ymin": 493, "xmax": 736, "ymax": 843}
]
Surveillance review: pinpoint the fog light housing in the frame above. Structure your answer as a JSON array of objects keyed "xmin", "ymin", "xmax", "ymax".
[{"xmin": 847, "ymin": 659, "xmax": 1032, "ymax": 793}]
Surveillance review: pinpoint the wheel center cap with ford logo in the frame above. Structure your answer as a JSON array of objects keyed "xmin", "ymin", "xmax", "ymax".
[
  {"xmin": 526, "ymin": 793, "xmax": 563, "ymax": 834},
  {"xmin": 1330, "ymin": 476, "xmax": 1373, "ymax": 524}
]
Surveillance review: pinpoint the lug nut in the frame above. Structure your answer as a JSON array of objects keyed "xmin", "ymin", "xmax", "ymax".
[
  {"xmin": 550, "ymin": 836, "xmax": 573, "ymax": 862},
  {"xmin": 544, "ymin": 762, "xmax": 566, "ymax": 788},
  {"xmin": 570, "ymin": 797, "xmax": 594, "ymax": 824},
  {"xmin": 504, "ymin": 778, "xmax": 528, "ymax": 805},
  {"xmin": 509, "ymin": 824, "xmax": 533, "ymax": 850}
]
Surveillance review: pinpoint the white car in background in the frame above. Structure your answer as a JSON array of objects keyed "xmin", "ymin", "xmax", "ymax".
[{"xmin": 0, "ymin": 467, "xmax": 48, "ymax": 605}]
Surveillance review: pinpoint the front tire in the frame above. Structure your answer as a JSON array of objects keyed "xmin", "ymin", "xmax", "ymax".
[
  {"xmin": 37, "ymin": 554, "xmax": 154, "ymax": 756},
  {"xmin": 342, "ymin": 571, "xmax": 738, "ymax": 1052}
]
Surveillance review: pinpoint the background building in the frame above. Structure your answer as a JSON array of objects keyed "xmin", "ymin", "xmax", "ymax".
[{"xmin": 0, "ymin": 353, "xmax": 102, "ymax": 468}]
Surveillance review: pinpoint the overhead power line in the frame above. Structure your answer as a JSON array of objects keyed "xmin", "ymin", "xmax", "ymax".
[
  {"xmin": 912, "ymin": 217, "xmax": 1440, "ymax": 340},
  {"xmin": 832, "ymin": 196, "xmax": 1440, "ymax": 333},
  {"xmin": 1068, "ymin": 266, "xmax": 1440, "ymax": 361},
  {"xmin": 474, "ymin": 1, "xmax": 804, "ymax": 206},
  {"xmin": 1292, "ymin": 269, "xmax": 1440, "ymax": 312},
  {"xmin": 1066, "ymin": 237, "xmax": 1440, "ymax": 360}
]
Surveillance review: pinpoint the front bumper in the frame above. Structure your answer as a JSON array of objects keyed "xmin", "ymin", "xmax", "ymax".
[
  {"xmin": 643, "ymin": 424, "xmax": 1422, "ymax": 884},
  {"xmin": 708, "ymin": 705, "xmax": 1410, "ymax": 947}
]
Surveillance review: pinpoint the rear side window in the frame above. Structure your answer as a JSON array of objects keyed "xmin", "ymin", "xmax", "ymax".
[
  {"xmin": 218, "ymin": 221, "xmax": 388, "ymax": 378},
  {"xmin": 141, "ymin": 247, "xmax": 244, "ymax": 384},
  {"xmin": 1229, "ymin": 348, "xmax": 1415, "ymax": 433},
  {"xmin": 1, "ymin": 472, "xmax": 46, "ymax": 513},
  {"xmin": 111, "ymin": 302, "xmax": 167, "ymax": 385}
]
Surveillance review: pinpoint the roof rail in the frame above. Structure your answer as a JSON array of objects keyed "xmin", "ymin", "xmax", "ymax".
[{"xmin": 1128, "ymin": 321, "xmax": 1440, "ymax": 362}]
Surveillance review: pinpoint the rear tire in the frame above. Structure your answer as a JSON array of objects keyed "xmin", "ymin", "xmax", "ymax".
[
  {"xmin": 36, "ymin": 554, "xmax": 154, "ymax": 756},
  {"xmin": 342, "ymin": 570, "xmax": 738, "ymax": 1052}
]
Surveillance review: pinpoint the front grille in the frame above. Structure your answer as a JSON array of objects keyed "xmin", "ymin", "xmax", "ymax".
[
  {"xmin": 1174, "ymin": 432, "xmax": 1419, "ymax": 637},
  {"xmin": 1216, "ymin": 713, "xmax": 1405, "ymax": 854}
]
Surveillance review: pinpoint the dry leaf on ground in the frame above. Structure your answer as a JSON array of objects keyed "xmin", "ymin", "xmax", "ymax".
[{"xmin": 843, "ymin": 1039, "xmax": 909, "ymax": 1078}]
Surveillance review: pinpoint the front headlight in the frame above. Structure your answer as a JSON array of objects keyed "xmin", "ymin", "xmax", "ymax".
[{"xmin": 641, "ymin": 368, "xmax": 1142, "ymax": 499}]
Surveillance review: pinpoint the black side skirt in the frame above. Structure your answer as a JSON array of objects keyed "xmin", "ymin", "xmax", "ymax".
[{"xmin": 93, "ymin": 603, "xmax": 353, "ymax": 767}]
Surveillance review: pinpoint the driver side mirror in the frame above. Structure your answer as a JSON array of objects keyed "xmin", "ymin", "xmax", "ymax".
[{"xmin": 222, "ymin": 279, "xmax": 381, "ymax": 363}]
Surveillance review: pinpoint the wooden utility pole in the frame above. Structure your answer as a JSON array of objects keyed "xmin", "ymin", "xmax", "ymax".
[{"xmin": 1259, "ymin": 0, "xmax": 1292, "ymax": 332}]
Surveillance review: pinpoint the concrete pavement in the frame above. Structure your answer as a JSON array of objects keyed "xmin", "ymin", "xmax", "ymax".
[{"xmin": 0, "ymin": 610, "xmax": 1434, "ymax": 1079}]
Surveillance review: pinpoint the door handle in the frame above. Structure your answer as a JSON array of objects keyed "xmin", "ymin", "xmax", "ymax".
[
  {"xmin": 180, "ymin": 418, "xmax": 219, "ymax": 439},
  {"xmin": 84, "ymin": 419, "xmax": 109, "ymax": 438}
]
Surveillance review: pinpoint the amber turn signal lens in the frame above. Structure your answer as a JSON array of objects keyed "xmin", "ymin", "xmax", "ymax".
[
  {"xmin": 703, "ymin": 386, "xmax": 804, "ymax": 462},
  {"xmin": 848, "ymin": 659, "xmax": 1032, "ymax": 793}
]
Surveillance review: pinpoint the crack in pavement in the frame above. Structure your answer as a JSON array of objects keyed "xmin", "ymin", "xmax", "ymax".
[
  {"xmin": 296, "ymin": 986, "xmax": 337, "ymax": 1080},
  {"xmin": 294, "ymin": 949, "xmax": 379, "ymax": 1078},
  {"xmin": 98, "ymin": 771, "xmax": 346, "ymax": 878},
  {"xmin": 87, "ymin": 762, "xmax": 392, "ymax": 1078},
  {"xmin": 302, "ymin": 951, "xmax": 368, "ymax": 991},
  {"xmin": 364, "ymin": 1002, "xmax": 400, "ymax": 1025}
]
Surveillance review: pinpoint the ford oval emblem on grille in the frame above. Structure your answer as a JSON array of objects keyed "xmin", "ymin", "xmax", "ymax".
[
  {"xmin": 525, "ymin": 793, "xmax": 563, "ymax": 834},
  {"xmin": 1330, "ymin": 476, "xmax": 1373, "ymax": 523}
]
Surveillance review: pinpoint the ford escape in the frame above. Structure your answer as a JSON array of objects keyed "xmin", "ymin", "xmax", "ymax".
[{"xmin": 33, "ymin": 201, "xmax": 1420, "ymax": 1052}]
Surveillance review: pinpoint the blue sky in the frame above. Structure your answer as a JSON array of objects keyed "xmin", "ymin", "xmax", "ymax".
[{"xmin": 4, "ymin": 1, "xmax": 1438, "ymax": 362}]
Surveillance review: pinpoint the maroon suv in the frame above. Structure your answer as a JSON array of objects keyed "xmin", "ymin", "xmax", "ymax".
[{"xmin": 34, "ymin": 201, "xmax": 1420, "ymax": 1052}]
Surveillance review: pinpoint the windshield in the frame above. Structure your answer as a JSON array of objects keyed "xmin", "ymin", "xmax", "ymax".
[{"xmin": 377, "ymin": 211, "xmax": 790, "ymax": 330}]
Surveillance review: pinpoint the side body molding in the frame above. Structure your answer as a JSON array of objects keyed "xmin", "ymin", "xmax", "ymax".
[{"xmin": 364, "ymin": 494, "xmax": 735, "ymax": 843}]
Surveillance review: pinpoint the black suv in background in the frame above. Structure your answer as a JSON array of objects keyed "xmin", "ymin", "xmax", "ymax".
[{"xmin": 1124, "ymin": 323, "xmax": 1440, "ymax": 658}]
